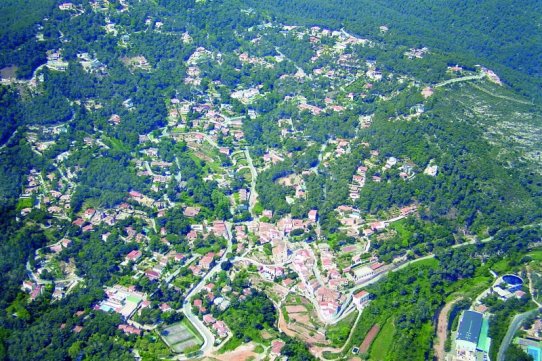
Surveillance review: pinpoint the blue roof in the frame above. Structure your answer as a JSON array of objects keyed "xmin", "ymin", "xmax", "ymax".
[{"xmin": 457, "ymin": 311, "xmax": 483, "ymax": 344}]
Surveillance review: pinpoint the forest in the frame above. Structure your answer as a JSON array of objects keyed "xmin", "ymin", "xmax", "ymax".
[{"xmin": 0, "ymin": 0, "xmax": 540, "ymax": 360}]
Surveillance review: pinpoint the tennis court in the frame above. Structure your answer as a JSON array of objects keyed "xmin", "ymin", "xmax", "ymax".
[{"xmin": 161, "ymin": 322, "xmax": 202, "ymax": 353}]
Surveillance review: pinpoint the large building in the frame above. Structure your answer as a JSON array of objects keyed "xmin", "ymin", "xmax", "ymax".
[
  {"xmin": 455, "ymin": 310, "xmax": 491, "ymax": 361},
  {"xmin": 457, "ymin": 311, "xmax": 483, "ymax": 352}
]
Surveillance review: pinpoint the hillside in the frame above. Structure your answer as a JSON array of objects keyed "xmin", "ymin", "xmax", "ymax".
[{"xmin": 0, "ymin": 1, "xmax": 541, "ymax": 361}]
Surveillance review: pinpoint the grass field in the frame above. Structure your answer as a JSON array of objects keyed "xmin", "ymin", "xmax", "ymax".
[{"xmin": 369, "ymin": 318, "xmax": 394, "ymax": 360}]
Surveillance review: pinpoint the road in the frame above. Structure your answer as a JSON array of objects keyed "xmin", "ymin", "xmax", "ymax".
[
  {"xmin": 183, "ymin": 131, "xmax": 219, "ymax": 149},
  {"xmin": 342, "ymin": 236, "xmax": 496, "ymax": 320},
  {"xmin": 233, "ymin": 256, "xmax": 291, "ymax": 268},
  {"xmin": 310, "ymin": 141, "xmax": 328, "ymax": 174},
  {"xmin": 434, "ymin": 74, "xmax": 484, "ymax": 88},
  {"xmin": 180, "ymin": 222, "xmax": 233, "ymax": 356},
  {"xmin": 527, "ymin": 267, "xmax": 542, "ymax": 307},
  {"xmin": 243, "ymin": 148, "xmax": 259, "ymax": 218},
  {"xmin": 497, "ymin": 308, "xmax": 539, "ymax": 361},
  {"xmin": 0, "ymin": 129, "xmax": 18, "ymax": 150},
  {"xmin": 470, "ymin": 83, "xmax": 533, "ymax": 105},
  {"xmin": 434, "ymin": 297, "xmax": 463, "ymax": 361}
]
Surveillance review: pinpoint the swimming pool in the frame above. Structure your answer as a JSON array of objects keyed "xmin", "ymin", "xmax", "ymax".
[
  {"xmin": 528, "ymin": 345, "xmax": 541, "ymax": 361},
  {"xmin": 502, "ymin": 274, "xmax": 523, "ymax": 286}
]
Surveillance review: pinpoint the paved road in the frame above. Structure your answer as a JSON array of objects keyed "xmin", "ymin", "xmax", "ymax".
[
  {"xmin": 183, "ymin": 132, "xmax": 219, "ymax": 148},
  {"xmin": 180, "ymin": 222, "xmax": 233, "ymax": 355},
  {"xmin": 243, "ymin": 148, "xmax": 259, "ymax": 218},
  {"xmin": 497, "ymin": 308, "xmax": 539, "ymax": 361}
]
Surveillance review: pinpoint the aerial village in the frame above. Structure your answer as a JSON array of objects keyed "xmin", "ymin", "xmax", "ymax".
[{"xmin": 12, "ymin": 3, "xmax": 513, "ymax": 358}]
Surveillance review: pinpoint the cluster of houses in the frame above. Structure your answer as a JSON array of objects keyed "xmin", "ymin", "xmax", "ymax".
[{"xmin": 290, "ymin": 247, "xmax": 345, "ymax": 320}]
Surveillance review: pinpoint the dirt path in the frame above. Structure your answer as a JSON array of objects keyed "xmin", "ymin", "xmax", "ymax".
[
  {"xmin": 434, "ymin": 298, "xmax": 463, "ymax": 361},
  {"xmin": 207, "ymin": 344, "xmax": 260, "ymax": 361},
  {"xmin": 470, "ymin": 83, "xmax": 533, "ymax": 105}
]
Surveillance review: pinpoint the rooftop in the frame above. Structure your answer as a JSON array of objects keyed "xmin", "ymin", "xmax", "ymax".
[{"xmin": 457, "ymin": 310, "xmax": 483, "ymax": 345}]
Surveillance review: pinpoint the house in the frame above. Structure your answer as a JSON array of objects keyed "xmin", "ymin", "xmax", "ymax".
[
  {"xmin": 126, "ymin": 250, "xmax": 142, "ymax": 262},
  {"xmin": 204, "ymin": 283, "xmax": 215, "ymax": 292},
  {"xmin": 308, "ymin": 210, "xmax": 318, "ymax": 222},
  {"xmin": 203, "ymin": 314, "xmax": 216, "ymax": 324},
  {"xmin": 183, "ymin": 207, "xmax": 200, "ymax": 217},
  {"xmin": 193, "ymin": 299, "xmax": 206, "ymax": 313},
  {"xmin": 424, "ymin": 165, "xmax": 438, "ymax": 177},
  {"xmin": 213, "ymin": 320, "xmax": 229, "ymax": 337},
  {"xmin": 59, "ymin": 3, "xmax": 76, "ymax": 11},
  {"xmin": 421, "ymin": 87, "xmax": 434, "ymax": 98},
  {"xmin": 199, "ymin": 252, "xmax": 215, "ymax": 270},
  {"xmin": 271, "ymin": 340, "xmax": 285, "ymax": 355},
  {"xmin": 189, "ymin": 264, "xmax": 202, "ymax": 276},
  {"xmin": 353, "ymin": 290, "xmax": 371, "ymax": 309},
  {"xmin": 456, "ymin": 311, "xmax": 483, "ymax": 355},
  {"xmin": 145, "ymin": 269, "xmax": 160, "ymax": 281},
  {"xmin": 219, "ymin": 147, "xmax": 231, "ymax": 156},
  {"xmin": 370, "ymin": 221, "xmax": 386, "ymax": 231},
  {"xmin": 109, "ymin": 114, "xmax": 121, "ymax": 125},
  {"xmin": 83, "ymin": 208, "xmax": 96, "ymax": 220},
  {"xmin": 73, "ymin": 326, "xmax": 83, "ymax": 333},
  {"xmin": 263, "ymin": 210, "xmax": 273, "ymax": 218},
  {"xmin": 160, "ymin": 303, "xmax": 172, "ymax": 312},
  {"xmin": 118, "ymin": 324, "xmax": 141, "ymax": 336},
  {"xmin": 212, "ymin": 221, "xmax": 227, "ymax": 237}
]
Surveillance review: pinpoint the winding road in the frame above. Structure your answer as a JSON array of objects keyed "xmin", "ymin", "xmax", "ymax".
[
  {"xmin": 180, "ymin": 222, "xmax": 233, "ymax": 356},
  {"xmin": 243, "ymin": 148, "xmax": 259, "ymax": 218},
  {"xmin": 497, "ymin": 308, "xmax": 539, "ymax": 361}
]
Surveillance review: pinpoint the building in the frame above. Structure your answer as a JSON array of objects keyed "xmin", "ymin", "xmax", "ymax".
[
  {"xmin": 455, "ymin": 310, "xmax": 491, "ymax": 361},
  {"xmin": 353, "ymin": 290, "xmax": 371, "ymax": 309},
  {"xmin": 457, "ymin": 311, "xmax": 483, "ymax": 353}
]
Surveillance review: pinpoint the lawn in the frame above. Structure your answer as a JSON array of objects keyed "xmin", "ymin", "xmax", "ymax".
[
  {"xmin": 369, "ymin": 318, "xmax": 394, "ymax": 361},
  {"xmin": 16, "ymin": 197, "xmax": 33, "ymax": 210}
]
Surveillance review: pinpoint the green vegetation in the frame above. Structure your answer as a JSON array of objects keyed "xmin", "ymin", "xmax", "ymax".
[
  {"xmin": 484, "ymin": 296, "xmax": 535, "ymax": 361},
  {"xmin": 0, "ymin": 0, "xmax": 540, "ymax": 360},
  {"xmin": 343, "ymin": 227, "xmax": 542, "ymax": 360},
  {"xmin": 219, "ymin": 290, "xmax": 276, "ymax": 344},
  {"xmin": 241, "ymin": 0, "xmax": 542, "ymax": 100},
  {"xmin": 369, "ymin": 318, "xmax": 395, "ymax": 360},
  {"xmin": 326, "ymin": 311, "xmax": 357, "ymax": 347}
]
